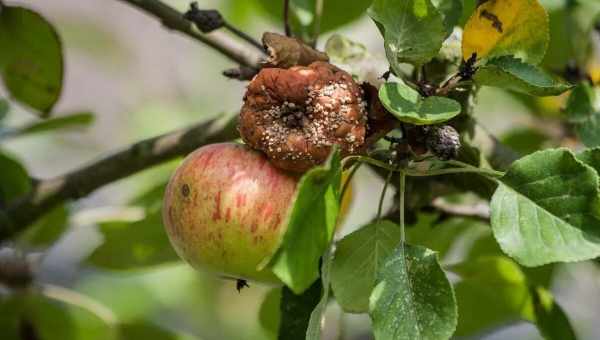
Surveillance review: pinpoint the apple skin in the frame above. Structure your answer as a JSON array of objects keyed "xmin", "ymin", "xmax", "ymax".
[{"xmin": 162, "ymin": 143, "xmax": 298, "ymax": 283}]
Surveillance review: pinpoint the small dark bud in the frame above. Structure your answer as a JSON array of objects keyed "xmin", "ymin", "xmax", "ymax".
[
  {"xmin": 459, "ymin": 53, "xmax": 478, "ymax": 80},
  {"xmin": 236, "ymin": 279, "xmax": 249, "ymax": 292},
  {"xmin": 426, "ymin": 125, "xmax": 461, "ymax": 160},
  {"xmin": 183, "ymin": 2, "xmax": 224, "ymax": 33},
  {"xmin": 222, "ymin": 66, "xmax": 258, "ymax": 81}
]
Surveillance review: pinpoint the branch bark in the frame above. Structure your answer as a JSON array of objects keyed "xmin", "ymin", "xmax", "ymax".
[
  {"xmin": 116, "ymin": 0, "xmax": 264, "ymax": 68},
  {"xmin": 0, "ymin": 116, "xmax": 239, "ymax": 241}
]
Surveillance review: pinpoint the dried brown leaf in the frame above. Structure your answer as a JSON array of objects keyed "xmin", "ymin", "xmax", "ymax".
[{"xmin": 262, "ymin": 32, "xmax": 329, "ymax": 69}]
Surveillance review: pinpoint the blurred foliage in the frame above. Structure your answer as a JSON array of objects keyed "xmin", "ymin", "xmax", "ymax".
[
  {"xmin": 0, "ymin": 112, "xmax": 94, "ymax": 141},
  {"xmin": 17, "ymin": 204, "xmax": 69, "ymax": 247},
  {"xmin": 255, "ymin": 0, "xmax": 371, "ymax": 42},
  {"xmin": 0, "ymin": 151, "xmax": 30, "ymax": 203},
  {"xmin": 0, "ymin": 292, "xmax": 117, "ymax": 340},
  {"xmin": 0, "ymin": 6, "xmax": 63, "ymax": 115},
  {"xmin": 500, "ymin": 127, "xmax": 551, "ymax": 156},
  {"xmin": 87, "ymin": 182, "xmax": 179, "ymax": 270},
  {"xmin": 259, "ymin": 288, "xmax": 281, "ymax": 339}
]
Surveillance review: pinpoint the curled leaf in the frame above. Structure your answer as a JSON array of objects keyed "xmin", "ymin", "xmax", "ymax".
[{"xmin": 262, "ymin": 32, "xmax": 328, "ymax": 69}]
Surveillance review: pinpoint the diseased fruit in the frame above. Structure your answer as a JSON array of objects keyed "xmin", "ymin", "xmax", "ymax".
[
  {"xmin": 162, "ymin": 143, "xmax": 298, "ymax": 283},
  {"xmin": 239, "ymin": 61, "xmax": 368, "ymax": 173}
]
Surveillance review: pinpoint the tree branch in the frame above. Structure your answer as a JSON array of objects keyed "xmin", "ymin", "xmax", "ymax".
[
  {"xmin": 116, "ymin": 0, "xmax": 264, "ymax": 68},
  {"xmin": 0, "ymin": 116, "xmax": 239, "ymax": 241}
]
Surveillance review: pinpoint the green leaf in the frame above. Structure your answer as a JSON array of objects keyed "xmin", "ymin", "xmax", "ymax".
[
  {"xmin": 474, "ymin": 56, "xmax": 572, "ymax": 96},
  {"xmin": 450, "ymin": 256, "xmax": 533, "ymax": 336},
  {"xmin": 531, "ymin": 287, "xmax": 577, "ymax": 340},
  {"xmin": 491, "ymin": 148, "xmax": 600, "ymax": 267},
  {"xmin": 88, "ymin": 183, "xmax": 179, "ymax": 270},
  {"xmin": 0, "ymin": 292, "xmax": 117, "ymax": 340},
  {"xmin": 269, "ymin": 149, "xmax": 341, "ymax": 294},
  {"xmin": 259, "ymin": 288, "xmax": 282, "ymax": 340},
  {"xmin": 369, "ymin": 245, "xmax": 457, "ymax": 340},
  {"xmin": 17, "ymin": 204, "xmax": 68, "ymax": 247},
  {"xmin": 369, "ymin": 0, "xmax": 446, "ymax": 71},
  {"xmin": 0, "ymin": 151, "xmax": 31, "ymax": 204},
  {"xmin": 462, "ymin": 0, "xmax": 549, "ymax": 65},
  {"xmin": 277, "ymin": 281, "xmax": 322, "ymax": 340},
  {"xmin": 432, "ymin": 0, "xmax": 464, "ymax": 35},
  {"xmin": 378, "ymin": 81, "xmax": 461, "ymax": 125},
  {"xmin": 330, "ymin": 221, "xmax": 400, "ymax": 313},
  {"xmin": 0, "ymin": 6, "xmax": 63, "ymax": 115},
  {"xmin": 577, "ymin": 148, "xmax": 600, "ymax": 176},
  {"xmin": 0, "ymin": 98, "xmax": 8, "ymax": 121},
  {"xmin": 566, "ymin": 83, "xmax": 600, "ymax": 147},
  {"xmin": 0, "ymin": 112, "xmax": 94, "ymax": 140}
]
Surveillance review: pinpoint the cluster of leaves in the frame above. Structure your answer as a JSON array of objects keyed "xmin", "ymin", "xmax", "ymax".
[{"xmin": 2, "ymin": 0, "xmax": 600, "ymax": 340}]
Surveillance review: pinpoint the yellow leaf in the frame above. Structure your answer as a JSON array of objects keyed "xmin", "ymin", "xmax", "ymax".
[{"xmin": 462, "ymin": 0, "xmax": 549, "ymax": 65}]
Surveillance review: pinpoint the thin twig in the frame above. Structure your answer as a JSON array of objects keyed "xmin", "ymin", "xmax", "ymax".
[
  {"xmin": 222, "ymin": 22, "xmax": 264, "ymax": 51},
  {"xmin": 312, "ymin": 0, "xmax": 324, "ymax": 47},
  {"xmin": 116, "ymin": 0, "xmax": 263, "ymax": 68},
  {"xmin": 283, "ymin": 0, "xmax": 292, "ymax": 37},
  {"xmin": 0, "ymin": 116, "xmax": 239, "ymax": 241}
]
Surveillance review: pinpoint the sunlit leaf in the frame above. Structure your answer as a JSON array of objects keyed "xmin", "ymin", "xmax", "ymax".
[
  {"xmin": 379, "ymin": 81, "xmax": 461, "ymax": 125},
  {"xmin": 491, "ymin": 148, "xmax": 600, "ymax": 266},
  {"xmin": 369, "ymin": 245, "xmax": 457, "ymax": 340},
  {"xmin": 462, "ymin": 0, "xmax": 549, "ymax": 64},
  {"xmin": 0, "ymin": 6, "xmax": 63, "ymax": 115}
]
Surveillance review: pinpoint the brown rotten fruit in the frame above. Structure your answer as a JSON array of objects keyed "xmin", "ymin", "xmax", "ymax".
[{"xmin": 239, "ymin": 61, "xmax": 367, "ymax": 172}]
